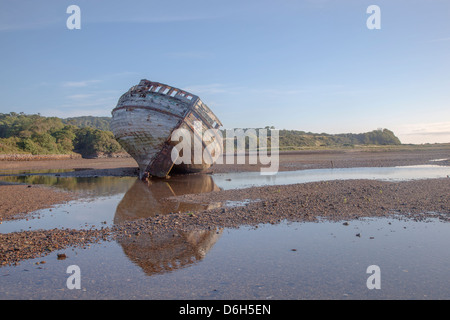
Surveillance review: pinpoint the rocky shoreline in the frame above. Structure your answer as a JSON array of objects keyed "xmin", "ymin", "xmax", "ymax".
[
  {"xmin": 1, "ymin": 147, "xmax": 449, "ymax": 266},
  {"xmin": 1, "ymin": 177, "xmax": 449, "ymax": 266}
]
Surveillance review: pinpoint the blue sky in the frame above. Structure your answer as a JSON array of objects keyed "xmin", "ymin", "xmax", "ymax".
[{"xmin": 0, "ymin": 0, "xmax": 449, "ymax": 143}]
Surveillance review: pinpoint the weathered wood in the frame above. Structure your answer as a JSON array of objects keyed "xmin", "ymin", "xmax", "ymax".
[{"xmin": 111, "ymin": 79, "xmax": 223, "ymax": 179}]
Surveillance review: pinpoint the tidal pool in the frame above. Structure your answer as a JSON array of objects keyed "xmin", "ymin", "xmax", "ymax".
[
  {"xmin": 1, "ymin": 217, "xmax": 450, "ymax": 299},
  {"xmin": 0, "ymin": 165, "xmax": 449, "ymax": 299},
  {"xmin": 212, "ymin": 165, "xmax": 450, "ymax": 190}
]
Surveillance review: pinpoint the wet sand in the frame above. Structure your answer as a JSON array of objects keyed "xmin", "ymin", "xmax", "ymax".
[
  {"xmin": 1, "ymin": 145, "xmax": 448, "ymax": 218},
  {"xmin": 1, "ymin": 177, "xmax": 449, "ymax": 266},
  {"xmin": 0, "ymin": 157, "xmax": 138, "ymax": 177},
  {"xmin": 1, "ymin": 146, "xmax": 449, "ymax": 266},
  {"xmin": 212, "ymin": 145, "xmax": 450, "ymax": 173},
  {"xmin": 2, "ymin": 146, "xmax": 448, "ymax": 220},
  {"xmin": 0, "ymin": 184, "xmax": 77, "ymax": 222},
  {"xmin": 1, "ymin": 145, "xmax": 449, "ymax": 175}
]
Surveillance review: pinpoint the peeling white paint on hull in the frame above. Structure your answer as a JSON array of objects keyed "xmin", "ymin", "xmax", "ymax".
[{"xmin": 111, "ymin": 79, "xmax": 223, "ymax": 179}]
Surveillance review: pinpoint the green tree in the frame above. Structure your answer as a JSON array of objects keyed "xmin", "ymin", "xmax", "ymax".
[{"xmin": 74, "ymin": 127, "xmax": 122, "ymax": 157}]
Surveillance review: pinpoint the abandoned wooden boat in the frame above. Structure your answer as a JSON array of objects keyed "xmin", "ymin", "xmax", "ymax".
[{"xmin": 111, "ymin": 79, "xmax": 223, "ymax": 179}]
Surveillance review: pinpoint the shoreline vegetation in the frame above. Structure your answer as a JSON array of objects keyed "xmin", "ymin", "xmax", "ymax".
[
  {"xmin": 1, "ymin": 143, "xmax": 449, "ymax": 160},
  {"xmin": 1, "ymin": 113, "xmax": 409, "ymax": 159}
]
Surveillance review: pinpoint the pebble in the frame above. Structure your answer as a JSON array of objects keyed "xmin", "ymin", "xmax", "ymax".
[{"xmin": 1, "ymin": 178, "xmax": 449, "ymax": 267}]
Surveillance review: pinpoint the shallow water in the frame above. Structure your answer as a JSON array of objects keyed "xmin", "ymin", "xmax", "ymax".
[
  {"xmin": 1, "ymin": 165, "xmax": 449, "ymax": 233},
  {"xmin": 212, "ymin": 165, "xmax": 450, "ymax": 190},
  {"xmin": 0, "ymin": 174, "xmax": 221, "ymax": 233},
  {"xmin": 1, "ymin": 217, "xmax": 450, "ymax": 299},
  {"xmin": 1, "ymin": 165, "xmax": 449, "ymax": 299}
]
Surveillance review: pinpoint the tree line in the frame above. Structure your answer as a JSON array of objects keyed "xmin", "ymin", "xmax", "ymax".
[
  {"xmin": 0, "ymin": 113, "xmax": 402, "ymax": 157},
  {"xmin": 220, "ymin": 127, "xmax": 401, "ymax": 151},
  {"xmin": 0, "ymin": 113, "xmax": 122, "ymax": 157},
  {"xmin": 276, "ymin": 128, "xmax": 401, "ymax": 149}
]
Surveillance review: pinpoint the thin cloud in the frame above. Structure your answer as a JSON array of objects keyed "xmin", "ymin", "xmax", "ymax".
[
  {"xmin": 67, "ymin": 94, "xmax": 95, "ymax": 100},
  {"xmin": 62, "ymin": 80, "xmax": 101, "ymax": 88},
  {"xmin": 0, "ymin": 21, "xmax": 55, "ymax": 32},
  {"xmin": 61, "ymin": 96, "xmax": 116, "ymax": 108},
  {"xmin": 396, "ymin": 121, "xmax": 450, "ymax": 144},
  {"xmin": 429, "ymin": 36, "xmax": 450, "ymax": 43},
  {"xmin": 182, "ymin": 84, "xmax": 241, "ymax": 95},
  {"xmin": 0, "ymin": 1, "xmax": 218, "ymax": 32},
  {"xmin": 248, "ymin": 87, "xmax": 307, "ymax": 96},
  {"xmin": 0, "ymin": 1, "xmax": 62, "ymax": 32},
  {"xmin": 101, "ymin": 15, "xmax": 217, "ymax": 24},
  {"xmin": 44, "ymin": 108, "xmax": 111, "ymax": 118},
  {"xmin": 167, "ymin": 51, "xmax": 212, "ymax": 59}
]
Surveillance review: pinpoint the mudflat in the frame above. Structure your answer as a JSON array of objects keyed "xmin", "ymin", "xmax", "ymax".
[
  {"xmin": 0, "ymin": 145, "xmax": 449, "ymax": 174},
  {"xmin": 1, "ymin": 146, "xmax": 448, "ymax": 220},
  {"xmin": 0, "ymin": 157, "xmax": 138, "ymax": 174},
  {"xmin": 0, "ymin": 185, "xmax": 77, "ymax": 222},
  {"xmin": 0, "ymin": 146, "xmax": 449, "ymax": 266}
]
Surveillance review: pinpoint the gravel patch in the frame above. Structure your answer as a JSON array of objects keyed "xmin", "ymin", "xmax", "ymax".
[{"xmin": 1, "ymin": 178, "xmax": 448, "ymax": 267}]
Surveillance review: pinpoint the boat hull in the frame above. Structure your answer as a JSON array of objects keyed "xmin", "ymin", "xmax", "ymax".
[{"xmin": 111, "ymin": 80, "xmax": 222, "ymax": 179}]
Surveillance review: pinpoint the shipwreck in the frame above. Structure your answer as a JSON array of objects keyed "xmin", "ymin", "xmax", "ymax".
[{"xmin": 111, "ymin": 79, "xmax": 223, "ymax": 179}]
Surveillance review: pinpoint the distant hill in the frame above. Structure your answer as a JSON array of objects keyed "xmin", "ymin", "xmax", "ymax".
[
  {"xmin": 0, "ymin": 112, "xmax": 402, "ymax": 156},
  {"xmin": 221, "ymin": 127, "xmax": 401, "ymax": 151},
  {"xmin": 276, "ymin": 128, "xmax": 401, "ymax": 149},
  {"xmin": 59, "ymin": 116, "xmax": 402, "ymax": 148},
  {"xmin": 62, "ymin": 116, "xmax": 111, "ymax": 131}
]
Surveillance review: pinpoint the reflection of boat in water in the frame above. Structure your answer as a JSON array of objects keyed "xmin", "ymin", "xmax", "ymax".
[
  {"xmin": 111, "ymin": 79, "xmax": 223, "ymax": 179},
  {"xmin": 114, "ymin": 173, "xmax": 222, "ymax": 276},
  {"xmin": 118, "ymin": 228, "xmax": 222, "ymax": 276},
  {"xmin": 114, "ymin": 174, "xmax": 221, "ymax": 224}
]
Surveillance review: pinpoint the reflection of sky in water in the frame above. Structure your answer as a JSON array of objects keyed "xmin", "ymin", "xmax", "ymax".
[
  {"xmin": 0, "ymin": 165, "xmax": 449, "ymax": 233},
  {"xmin": 0, "ymin": 174, "xmax": 220, "ymax": 232},
  {"xmin": 1, "ymin": 217, "xmax": 450, "ymax": 299},
  {"xmin": 212, "ymin": 165, "xmax": 450, "ymax": 190},
  {"xmin": 1, "ymin": 165, "xmax": 450, "ymax": 299},
  {"xmin": 0, "ymin": 175, "xmax": 137, "ymax": 197}
]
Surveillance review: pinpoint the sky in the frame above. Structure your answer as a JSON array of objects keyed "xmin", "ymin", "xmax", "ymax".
[{"xmin": 0, "ymin": 0, "xmax": 449, "ymax": 144}]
